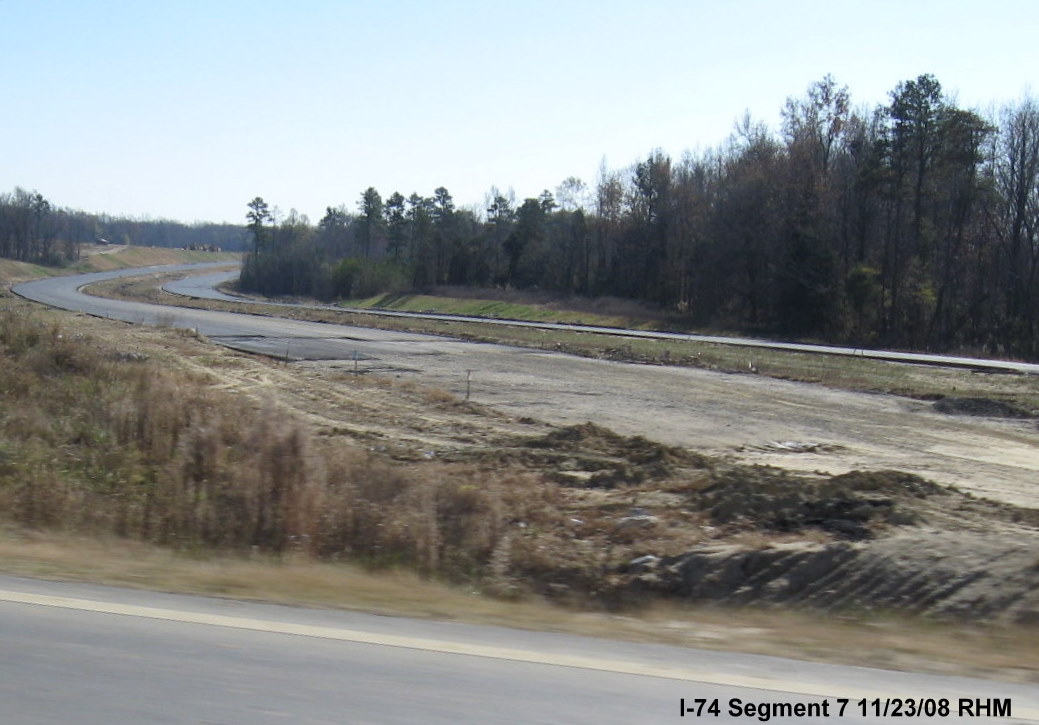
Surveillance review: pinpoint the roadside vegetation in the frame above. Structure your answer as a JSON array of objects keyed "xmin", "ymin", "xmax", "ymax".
[
  {"xmin": 70, "ymin": 245, "xmax": 238, "ymax": 271},
  {"xmin": 341, "ymin": 287, "xmax": 664, "ymax": 330},
  {"xmin": 0, "ymin": 297, "xmax": 545, "ymax": 571}
]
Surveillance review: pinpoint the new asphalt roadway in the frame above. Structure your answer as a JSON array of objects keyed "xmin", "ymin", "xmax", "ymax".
[{"xmin": 165, "ymin": 267, "xmax": 1039, "ymax": 375}]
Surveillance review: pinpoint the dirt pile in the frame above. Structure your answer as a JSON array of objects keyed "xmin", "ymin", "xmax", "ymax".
[
  {"xmin": 627, "ymin": 529, "xmax": 1039, "ymax": 623},
  {"xmin": 470, "ymin": 424, "xmax": 1039, "ymax": 623},
  {"xmin": 446, "ymin": 421, "xmax": 710, "ymax": 488},
  {"xmin": 618, "ymin": 511, "xmax": 1039, "ymax": 623},
  {"xmin": 694, "ymin": 469, "xmax": 944, "ymax": 540}
]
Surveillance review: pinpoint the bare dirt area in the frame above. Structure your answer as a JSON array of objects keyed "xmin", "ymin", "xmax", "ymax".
[
  {"xmin": 441, "ymin": 423, "xmax": 1039, "ymax": 623},
  {"xmin": 16, "ymin": 267, "xmax": 1039, "ymax": 677},
  {"xmin": 329, "ymin": 342, "xmax": 1039, "ymax": 509},
  {"xmin": 95, "ymin": 271, "xmax": 1039, "ymax": 508},
  {"xmin": 82, "ymin": 312, "xmax": 1039, "ymax": 630}
]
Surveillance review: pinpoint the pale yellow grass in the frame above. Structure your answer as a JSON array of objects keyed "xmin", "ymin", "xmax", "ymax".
[
  {"xmin": 0, "ymin": 245, "xmax": 239, "ymax": 289},
  {"xmin": 74, "ymin": 244, "xmax": 239, "ymax": 271}
]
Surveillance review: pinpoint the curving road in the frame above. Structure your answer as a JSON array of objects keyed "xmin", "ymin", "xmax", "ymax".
[
  {"xmin": 164, "ymin": 267, "xmax": 1039, "ymax": 375},
  {"xmin": 1, "ymin": 575, "xmax": 1036, "ymax": 724},
  {"xmin": 13, "ymin": 264, "xmax": 1039, "ymax": 506}
]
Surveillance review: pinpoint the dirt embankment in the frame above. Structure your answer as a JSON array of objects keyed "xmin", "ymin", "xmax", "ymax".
[{"xmin": 442, "ymin": 423, "xmax": 1039, "ymax": 623}]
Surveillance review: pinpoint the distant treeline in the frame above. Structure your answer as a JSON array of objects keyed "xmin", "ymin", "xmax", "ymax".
[
  {"xmin": 0, "ymin": 189, "xmax": 249, "ymax": 263},
  {"xmin": 243, "ymin": 74, "xmax": 1039, "ymax": 357}
]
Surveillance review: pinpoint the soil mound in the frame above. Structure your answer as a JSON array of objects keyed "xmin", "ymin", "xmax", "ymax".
[
  {"xmin": 524, "ymin": 422, "xmax": 693, "ymax": 460},
  {"xmin": 453, "ymin": 422, "xmax": 710, "ymax": 487},
  {"xmin": 694, "ymin": 469, "xmax": 944, "ymax": 540},
  {"xmin": 448, "ymin": 421, "xmax": 1039, "ymax": 623}
]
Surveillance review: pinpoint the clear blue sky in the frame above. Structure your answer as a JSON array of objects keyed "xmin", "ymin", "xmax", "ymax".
[{"xmin": 2, "ymin": 0, "xmax": 1037, "ymax": 225}]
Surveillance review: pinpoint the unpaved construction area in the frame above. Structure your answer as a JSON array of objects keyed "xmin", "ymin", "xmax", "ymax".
[
  {"xmin": 14, "ymin": 268, "xmax": 1039, "ymax": 627},
  {"xmin": 40, "ymin": 265, "xmax": 1037, "ymax": 508},
  {"xmin": 341, "ymin": 342, "xmax": 1039, "ymax": 509},
  {"xmin": 154, "ymin": 330, "xmax": 1039, "ymax": 624},
  {"xmin": 214, "ymin": 321, "xmax": 1039, "ymax": 510}
]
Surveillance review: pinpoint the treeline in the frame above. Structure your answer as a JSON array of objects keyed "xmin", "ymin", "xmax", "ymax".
[
  {"xmin": 0, "ymin": 188, "xmax": 84, "ymax": 264},
  {"xmin": 240, "ymin": 74, "xmax": 1039, "ymax": 358},
  {"xmin": 94, "ymin": 216, "xmax": 248, "ymax": 251},
  {"xmin": 0, "ymin": 188, "xmax": 249, "ymax": 265}
]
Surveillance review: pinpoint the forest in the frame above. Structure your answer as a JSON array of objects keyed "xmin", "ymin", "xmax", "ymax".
[
  {"xmin": 0, "ymin": 190, "xmax": 248, "ymax": 262},
  {"xmin": 239, "ymin": 75, "xmax": 1039, "ymax": 359}
]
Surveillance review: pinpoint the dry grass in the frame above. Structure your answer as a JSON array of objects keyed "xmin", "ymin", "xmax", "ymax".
[
  {"xmin": 0, "ymin": 259, "xmax": 52, "ymax": 285},
  {"xmin": 0, "ymin": 245, "xmax": 238, "ymax": 290},
  {"xmin": 0, "ymin": 301, "xmax": 558, "ymax": 586},
  {"xmin": 341, "ymin": 289, "xmax": 659, "ymax": 330},
  {"xmin": 71, "ymin": 245, "xmax": 239, "ymax": 272}
]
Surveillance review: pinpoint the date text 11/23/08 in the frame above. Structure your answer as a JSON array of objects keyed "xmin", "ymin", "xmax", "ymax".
[{"xmin": 680, "ymin": 697, "xmax": 1012, "ymax": 720}]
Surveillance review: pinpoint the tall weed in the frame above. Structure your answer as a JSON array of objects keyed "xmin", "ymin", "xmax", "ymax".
[{"xmin": 0, "ymin": 309, "xmax": 552, "ymax": 584}]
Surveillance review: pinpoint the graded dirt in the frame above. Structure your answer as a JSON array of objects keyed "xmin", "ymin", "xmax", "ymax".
[
  {"xmin": 21, "ymin": 302, "xmax": 1033, "ymax": 630},
  {"xmin": 5, "ymin": 258, "xmax": 1039, "ymax": 680},
  {"xmin": 97, "ymin": 269, "xmax": 1039, "ymax": 509}
]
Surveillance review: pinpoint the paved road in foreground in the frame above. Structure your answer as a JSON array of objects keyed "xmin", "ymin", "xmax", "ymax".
[
  {"xmin": 166, "ymin": 266, "xmax": 1039, "ymax": 375},
  {"xmin": 1, "ymin": 575, "xmax": 1036, "ymax": 724}
]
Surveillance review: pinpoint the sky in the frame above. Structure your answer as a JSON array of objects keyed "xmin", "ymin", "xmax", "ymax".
[{"xmin": 2, "ymin": 0, "xmax": 1037, "ymax": 225}]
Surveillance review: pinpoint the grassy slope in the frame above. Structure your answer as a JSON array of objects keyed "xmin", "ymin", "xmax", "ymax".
[
  {"xmin": 0, "ymin": 258, "xmax": 58, "ymax": 284},
  {"xmin": 343, "ymin": 292, "xmax": 656, "ymax": 330},
  {"xmin": 0, "ymin": 245, "xmax": 239, "ymax": 287},
  {"xmin": 72, "ymin": 245, "xmax": 239, "ymax": 272}
]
